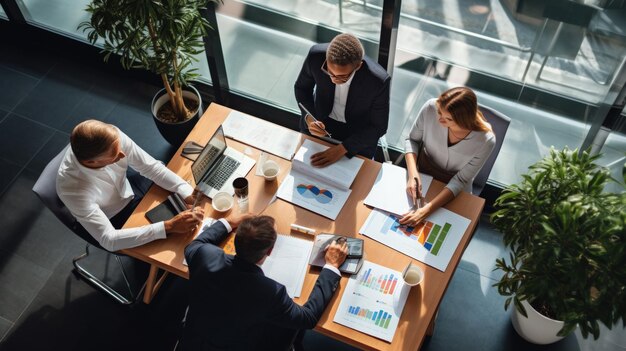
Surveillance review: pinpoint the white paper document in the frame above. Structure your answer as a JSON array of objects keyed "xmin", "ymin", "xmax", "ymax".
[
  {"xmin": 223, "ymin": 110, "xmax": 302, "ymax": 160},
  {"xmin": 276, "ymin": 139, "xmax": 363, "ymax": 220},
  {"xmin": 359, "ymin": 208, "xmax": 470, "ymax": 272},
  {"xmin": 333, "ymin": 261, "xmax": 410, "ymax": 342},
  {"xmin": 276, "ymin": 172, "xmax": 351, "ymax": 220},
  {"xmin": 292, "ymin": 139, "xmax": 364, "ymax": 190},
  {"xmin": 364, "ymin": 163, "xmax": 433, "ymax": 216},
  {"xmin": 261, "ymin": 234, "xmax": 313, "ymax": 298}
]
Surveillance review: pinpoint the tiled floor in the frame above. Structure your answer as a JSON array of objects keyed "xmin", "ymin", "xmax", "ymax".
[{"xmin": 0, "ymin": 22, "xmax": 624, "ymax": 351}]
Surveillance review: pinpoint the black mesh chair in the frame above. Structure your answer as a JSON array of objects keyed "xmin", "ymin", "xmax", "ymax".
[
  {"xmin": 32, "ymin": 146, "xmax": 139, "ymax": 305},
  {"xmin": 473, "ymin": 105, "xmax": 511, "ymax": 195}
]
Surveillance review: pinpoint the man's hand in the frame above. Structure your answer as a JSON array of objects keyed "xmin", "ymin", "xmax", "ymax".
[
  {"xmin": 164, "ymin": 209, "xmax": 204, "ymax": 234},
  {"xmin": 306, "ymin": 117, "xmax": 328, "ymax": 138},
  {"xmin": 324, "ymin": 238, "xmax": 348, "ymax": 269},
  {"xmin": 310, "ymin": 144, "xmax": 347, "ymax": 167},
  {"xmin": 225, "ymin": 213, "xmax": 253, "ymax": 230}
]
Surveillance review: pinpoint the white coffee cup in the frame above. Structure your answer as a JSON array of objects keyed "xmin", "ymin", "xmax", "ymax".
[
  {"xmin": 212, "ymin": 192, "xmax": 234, "ymax": 213},
  {"xmin": 402, "ymin": 263, "xmax": 424, "ymax": 287},
  {"xmin": 262, "ymin": 160, "xmax": 280, "ymax": 181}
]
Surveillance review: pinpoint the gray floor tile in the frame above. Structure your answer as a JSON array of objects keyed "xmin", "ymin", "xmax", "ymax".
[
  {"xmin": 59, "ymin": 71, "xmax": 134, "ymax": 134},
  {"xmin": 0, "ymin": 316, "xmax": 13, "ymax": 343},
  {"xmin": 0, "ymin": 159, "xmax": 21, "ymax": 197},
  {"xmin": 12, "ymin": 60, "xmax": 93, "ymax": 129},
  {"xmin": 1, "ymin": 246, "xmax": 182, "ymax": 351},
  {"xmin": 301, "ymin": 330, "xmax": 360, "ymax": 351},
  {"xmin": 0, "ymin": 41, "xmax": 57, "ymax": 80},
  {"xmin": 0, "ymin": 169, "xmax": 81, "ymax": 270},
  {"xmin": 0, "ymin": 66, "xmax": 39, "ymax": 111},
  {"xmin": 104, "ymin": 81, "xmax": 176, "ymax": 161},
  {"xmin": 422, "ymin": 267, "xmax": 582, "ymax": 351},
  {"xmin": 24, "ymin": 131, "xmax": 69, "ymax": 175},
  {"xmin": 458, "ymin": 214, "xmax": 511, "ymax": 281},
  {"xmin": 0, "ymin": 114, "xmax": 55, "ymax": 167},
  {"xmin": 0, "ymin": 249, "xmax": 52, "ymax": 322}
]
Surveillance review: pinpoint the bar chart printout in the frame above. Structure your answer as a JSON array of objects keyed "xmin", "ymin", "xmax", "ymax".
[
  {"xmin": 334, "ymin": 261, "xmax": 409, "ymax": 342},
  {"xmin": 359, "ymin": 208, "xmax": 471, "ymax": 272}
]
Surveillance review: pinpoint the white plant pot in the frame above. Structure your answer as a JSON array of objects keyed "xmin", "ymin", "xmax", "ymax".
[{"xmin": 510, "ymin": 299, "xmax": 566, "ymax": 344}]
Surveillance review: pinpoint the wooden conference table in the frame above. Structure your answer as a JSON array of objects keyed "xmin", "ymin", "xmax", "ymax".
[{"xmin": 121, "ymin": 103, "xmax": 485, "ymax": 351}]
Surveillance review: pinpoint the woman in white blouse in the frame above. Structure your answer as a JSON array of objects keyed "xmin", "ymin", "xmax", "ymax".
[{"xmin": 400, "ymin": 87, "xmax": 495, "ymax": 226}]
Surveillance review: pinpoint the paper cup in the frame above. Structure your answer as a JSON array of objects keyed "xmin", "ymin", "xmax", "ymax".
[
  {"xmin": 262, "ymin": 160, "xmax": 280, "ymax": 181},
  {"xmin": 212, "ymin": 192, "xmax": 233, "ymax": 213},
  {"xmin": 402, "ymin": 264, "xmax": 424, "ymax": 287}
]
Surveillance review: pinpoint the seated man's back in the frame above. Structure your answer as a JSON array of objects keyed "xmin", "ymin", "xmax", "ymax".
[{"xmin": 183, "ymin": 216, "xmax": 347, "ymax": 351}]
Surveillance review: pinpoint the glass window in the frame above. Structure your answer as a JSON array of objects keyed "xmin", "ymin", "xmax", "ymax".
[
  {"xmin": 14, "ymin": 0, "xmax": 211, "ymax": 85},
  {"xmin": 389, "ymin": 1, "xmax": 626, "ymax": 186},
  {"xmin": 215, "ymin": 0, "xmax": 382, "ymax": 111}
]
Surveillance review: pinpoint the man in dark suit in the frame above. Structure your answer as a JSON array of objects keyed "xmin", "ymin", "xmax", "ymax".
[
  {"xmin": 181, "ymin": 215, "xmax": 348, "ymax": 351},
  {"xmin": 295, "ymin": 33, "xmax": 390, "ymax": 167}
]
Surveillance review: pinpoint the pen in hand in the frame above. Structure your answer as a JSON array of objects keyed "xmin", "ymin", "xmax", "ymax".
[{"xmin": 413, "ymin": 176, "xmax": 420, "ymax": 209}]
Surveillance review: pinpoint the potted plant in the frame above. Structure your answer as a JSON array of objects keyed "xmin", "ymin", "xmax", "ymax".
[
  {"xmin": 491, "ymin": 148, "xmax": 625, "ymax": 344},
  {"xmin": 79, "ymin": 0, "xmax": 220, "ymax": 146}
]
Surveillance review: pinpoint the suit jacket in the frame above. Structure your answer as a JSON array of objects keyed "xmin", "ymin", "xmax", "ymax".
[
  {"xmin": 294, "ymin": 43, "xmax": 390, "ymax": 158},
  {"xmin": 182, "ymin": 221, "xmax": 341, "ymax": 351}
]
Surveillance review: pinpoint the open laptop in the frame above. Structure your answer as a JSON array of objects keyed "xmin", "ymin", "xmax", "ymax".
[{"xmin": 191, "ymin": 125, "xmax": 255, "ymax": 198}]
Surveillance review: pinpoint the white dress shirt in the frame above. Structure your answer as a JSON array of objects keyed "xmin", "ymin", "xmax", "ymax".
[
  {"xmin": 57, "ymin": 128, "xmax": 194, "ymax": 251},
  {"xmin": 328, "ymin": 73, "xmax": 355, "ymax": 123},
  {"xmin": 405, "ymin": 98, "xmax": 496, "ymax": 196}
]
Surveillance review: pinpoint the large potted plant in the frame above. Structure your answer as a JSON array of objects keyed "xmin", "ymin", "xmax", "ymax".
[
  {"xmin": 79, "ymin": 0, "xmax": 219, "ymax": 146},
  {"xmin": 491, "ymin": 148, "xmax": 625, "ymax": 344}
]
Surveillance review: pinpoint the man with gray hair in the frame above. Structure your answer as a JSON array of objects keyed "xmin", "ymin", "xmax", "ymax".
[{"xmin": 295, "ymin": 33, "xmax": 390, "ymax": 167}]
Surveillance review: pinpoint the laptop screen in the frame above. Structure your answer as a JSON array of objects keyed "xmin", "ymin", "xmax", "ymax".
[{"xmin": 191, "ymin": 126, "xmax": 228, "ymax": 183}]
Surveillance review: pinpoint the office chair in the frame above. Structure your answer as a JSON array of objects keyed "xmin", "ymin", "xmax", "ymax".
[
  {"xmin": 473, "ymin": 105, "xmax": 511, "ymax": 195},
  {"xmin": 32, "ymin": 146, "xmax": 139, "ymax": 305}
]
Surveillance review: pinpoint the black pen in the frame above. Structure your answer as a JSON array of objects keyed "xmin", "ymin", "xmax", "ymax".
[
  {"xmin": 298, "ymin": 102, "xmax": 332, "ymax": 138},
  {"xmin": 413, "ymin": 176, "xmax": 419, "ymax": 209}
]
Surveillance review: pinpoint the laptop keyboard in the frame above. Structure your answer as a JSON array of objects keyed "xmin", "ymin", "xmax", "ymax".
[
  {"xmin": 204, "ymin": 156, "xmax": 240, "ymax": 190},
  {"xmin": 193, "ymin": 146, "xmax": 221, "ymax": 181}
]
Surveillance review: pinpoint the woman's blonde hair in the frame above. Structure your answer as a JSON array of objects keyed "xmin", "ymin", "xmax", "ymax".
[
  {"xmin": 70, "ymin": 120, "xmax": 118, "ymax": 161},
  {"xmin": 437, "ymin": 87, "xmax": 491, "ymax": 132}
]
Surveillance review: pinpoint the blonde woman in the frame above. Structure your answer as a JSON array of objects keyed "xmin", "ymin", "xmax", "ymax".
[{"xmin": 401, "ymin": 87, "xmax": 495, "ymax": 226}]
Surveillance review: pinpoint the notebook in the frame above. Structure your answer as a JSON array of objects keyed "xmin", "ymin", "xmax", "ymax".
[{"xmin": 191, "ymin": 125, "xmax": 255, "ymax": 198}]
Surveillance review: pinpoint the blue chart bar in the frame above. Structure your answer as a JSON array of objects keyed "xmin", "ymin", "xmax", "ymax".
[{"xmin": 347, "ymin": 305, "xmax": 392, "ymax": 329}]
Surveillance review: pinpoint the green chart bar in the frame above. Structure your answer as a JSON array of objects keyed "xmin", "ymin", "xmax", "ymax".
[
  {"xmin": 383, "ymin": 315, "xmax": 392, "ymax": 329},
  {"xmin": 431, "ymin": 223, "xmax": 451, "ymax": 255},
  {"xmin": 426, "ymin": 224, "xmax": 441, "ymax": 246}
]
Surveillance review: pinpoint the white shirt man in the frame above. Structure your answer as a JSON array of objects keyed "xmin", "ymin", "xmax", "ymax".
[{"xmin": 57, "ymin": 120, "xmax": 202, "ymax": 251}]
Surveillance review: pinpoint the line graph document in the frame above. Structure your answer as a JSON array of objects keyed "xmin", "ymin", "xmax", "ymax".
[
  {"xmin": 223, "ymin": 110, "xmax": 302, "ymax": 160},
  {"xmin": 261, "ymin": 234, "xmax": 314, "ymax": 298}
]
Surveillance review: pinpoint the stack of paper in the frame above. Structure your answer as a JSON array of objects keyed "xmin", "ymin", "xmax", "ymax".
[
  {"xmin": 276, "ymin": 139, "xmax": 364, "ymax": 220},
  {"xmin": 222, "ymin": 111, "xmax": 302, "ymax": 160},
  {"xmin": 261, "ymin": 235, "xmax": 313, "ymax": 298},
  {"xmin": 364, "ymin": 162, "xmax": 433, "ymax": 216}
]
